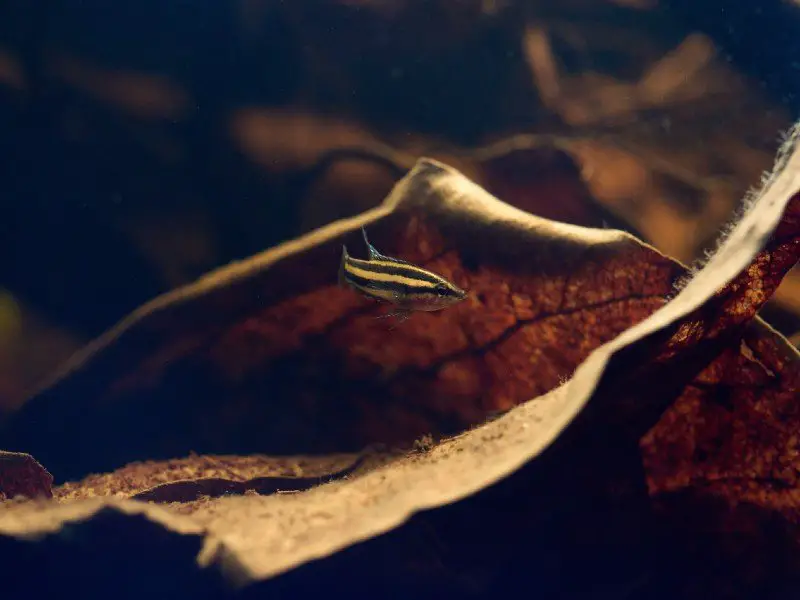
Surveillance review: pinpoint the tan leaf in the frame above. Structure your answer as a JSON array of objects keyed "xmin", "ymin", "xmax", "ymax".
[{"xmin": 1, "ymin": 122, "xmax": 799, "ymax": 598}]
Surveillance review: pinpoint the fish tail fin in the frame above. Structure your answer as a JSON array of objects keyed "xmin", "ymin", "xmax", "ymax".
[{"xmin": 338, "ymin": 244, "xmax": 349, "ymax": 287}]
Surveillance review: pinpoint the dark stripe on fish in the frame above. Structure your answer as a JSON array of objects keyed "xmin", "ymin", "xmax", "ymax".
[
  {"xmin": 344, "ymin": 259, "xmax": 443, "ymax": 284},
  {"xmin": 343, "ymin": 272, "xmax": 441, "ymax": 296},
  {"xmin": 338, "ymin": 226, "xmax": 467, "ymax": 314}
]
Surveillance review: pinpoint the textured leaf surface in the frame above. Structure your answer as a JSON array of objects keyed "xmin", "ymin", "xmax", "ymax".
[
  {"xmin": 0, "ymin": 156, "xmax": 681, "ymax": 482},
  {"xmin": 1, "ymin": 125, "xmax": 800, "ymax": 599},
  {"xmin": 0, "ymin": 451, "xmax": 52, "ymax": 500}
]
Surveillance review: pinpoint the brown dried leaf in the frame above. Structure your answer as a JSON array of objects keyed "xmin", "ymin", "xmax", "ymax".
[
  {"xmin": 0, "ymin": 124, "xmax": 799, "ymax": 598},
  {"xmin": 0, "ymin": 155, "xmax": 682, "ymax": 483},
  {"xmin": 231, "ymin": 110, "xmax": 628, "ymax": 238},
  {"xmin": 477, "ymin": 144, "xmax": 631, "ymax": 231},
  {"xmin": 632, "ymin": 190, "xmax": 800, "ymax": 593},
  {"xmin": 0, "ymin": 451, "xmax": 52, "ymax": 500},
  {"xmin": 53, "ymin": 452, "xmax": 375, "ymax": 504},
  {"xmin": 0, "ymin": 400, "xmax": 675, "ymax": 596}
]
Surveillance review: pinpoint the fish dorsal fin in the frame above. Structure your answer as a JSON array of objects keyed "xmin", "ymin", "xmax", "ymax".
[
  {"xmin": 361, "ymin": 226, "xmax": 384, "ymax": 260},
  {"xmin": 361, "ymin": 225, "xmax": 417, "ymax": 265}
]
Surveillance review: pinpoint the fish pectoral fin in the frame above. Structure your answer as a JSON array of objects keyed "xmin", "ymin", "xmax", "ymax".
[{"xmin": 375, "ymin": 308, "xmax": 411, "ymax": 323}]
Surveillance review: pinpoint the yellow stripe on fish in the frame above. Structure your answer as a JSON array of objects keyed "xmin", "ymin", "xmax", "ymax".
[{"xmin": 339, "ymin": 226, "xmax": 467, "ymax": 314}]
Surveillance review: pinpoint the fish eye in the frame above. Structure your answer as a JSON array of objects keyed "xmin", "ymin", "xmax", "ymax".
[{"xmin": 435, "ymin": 284, "xmax": 449, "ymax": 296}]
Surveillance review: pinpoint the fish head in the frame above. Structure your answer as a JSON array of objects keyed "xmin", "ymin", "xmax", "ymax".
[{"xmin": 407, "ymin": 280, "xmax": 468, "ymax": 312}]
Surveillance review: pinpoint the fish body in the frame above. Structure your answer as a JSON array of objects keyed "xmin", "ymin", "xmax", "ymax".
[{"xmin": 339, "ymin": 226, "xmax": 467, "ymax": 315}]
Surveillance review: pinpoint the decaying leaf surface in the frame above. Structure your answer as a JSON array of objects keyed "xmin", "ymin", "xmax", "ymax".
[
  {"xmin": 0, "ymin": 392, "xmax": 679, "ymax": 598},
  {"xmin": 632, "ymin": 190, "xmax": 800, "ymax": 593},
  {"xmin": 54, "ymin": 452, "xmax": 374, "ymax": 505},
  {"xmin": 0, "ymin": 451, "xmax": 52, "ymax": 500},
  {"xmin": 0, "ymin": 155, "xmax": 683, "ymax": 483},
  {"xmin": 1, "ymin": 125, "xmax": 799, "ymax": 598}
]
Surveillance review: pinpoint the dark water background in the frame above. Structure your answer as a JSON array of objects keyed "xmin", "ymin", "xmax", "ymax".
[{"xmin": 0, "ymin": 0, "xmax": 799, "ymax": 408}]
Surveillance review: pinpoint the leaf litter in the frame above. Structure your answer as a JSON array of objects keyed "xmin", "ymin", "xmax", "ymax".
[
  {"xmin": 0, "ymin": 147, "xmax": 682, "ymax": 481},
  {"xmin": 0, "ymin": 123, "xmax": 799, "ymax": 598}
]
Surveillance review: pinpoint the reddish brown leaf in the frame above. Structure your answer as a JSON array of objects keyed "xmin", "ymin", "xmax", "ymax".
[
  {"xmin": 570, "ymin": 160, "xmax": 800, "ymax": 596},
  {"xmin": 587, "ymin": 189, "xmax": 800, "ymax": 437},
  {"xmin": 0, "ymin": 126, "xmax": 798, "ymax": 599},
  {"xmin": 0, "ymin": 405, "xmax": 672, "ymax": 598},
  {"xmin": 0, "ymin": 451, "xmax": 52, "ymax": 500},
  {"xmin": 615, "ymin": 193, "xmax": 800, "ymax": 596},
  {"xmin": 0, "ymin": 156, "xmax": 683, "ymax": 483}
]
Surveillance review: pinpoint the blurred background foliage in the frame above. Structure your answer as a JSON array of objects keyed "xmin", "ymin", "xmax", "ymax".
[{"xmin": 0, "ymin": 0, "xmax": 799, "ymax": 413}]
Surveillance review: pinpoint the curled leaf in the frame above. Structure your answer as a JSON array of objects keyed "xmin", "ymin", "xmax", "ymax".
[
  {"xmin": 129, "ymin": 453, "xmax": 371, "ymax": 504},
  {"xmin": 54, "ymin": 452, "xmax": 376, "ymax": 505},
  {"xmin": 0, "ymin": 155, "xmax": 683, "ymax": 482},
  {"xmin": 0, "ymin": 124, "xmax": 798, "ymax": 599}
]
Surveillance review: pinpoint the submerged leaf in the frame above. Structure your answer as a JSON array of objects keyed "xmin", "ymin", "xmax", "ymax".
[
  {"xmin": 0, "ymin": 123, "xmax": 799, "ymax": 599},
  {"xmin": 0, "ymin": 451, "xmax": 52, "ymax": 500},
  {"xmin": 54, "ymin": 452, "xmax": 376, "ymax": 505},
  {"xmin": 0, "ymin": 156, "xmax": 682, "ymax": 482},
  {"xmin": 633, "ymin": 193, "xmax": 800, "ymax": 594}
]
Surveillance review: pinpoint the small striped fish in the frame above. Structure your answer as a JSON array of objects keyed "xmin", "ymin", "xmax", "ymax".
[{"xmin": 339, "ymin": 226, "xmax": 467, "ymax": 321}]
